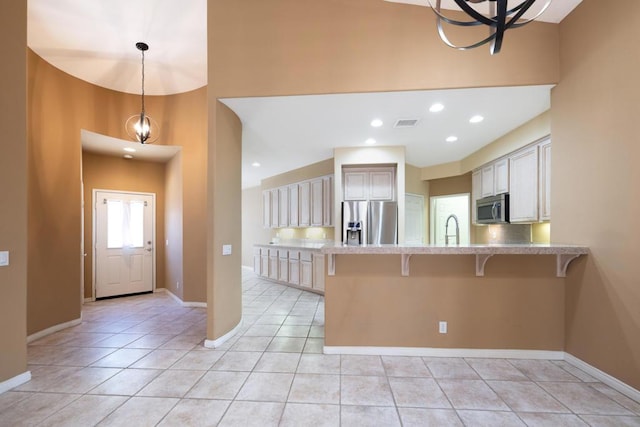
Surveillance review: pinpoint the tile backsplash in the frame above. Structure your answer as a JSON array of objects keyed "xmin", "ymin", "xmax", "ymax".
[
  {"xmin": 474, "ymin": 222, "xmax": 551, "ymax": 244},
  {"xmin": 476, "ymin": 224, "xmax": 532, "ymax": 244}
]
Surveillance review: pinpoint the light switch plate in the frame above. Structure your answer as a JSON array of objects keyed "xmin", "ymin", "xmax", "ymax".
[
  {"xmin": 0, "ymin": 251, "xmax": 9, "ymax": 267},
  {"xmin": 222, "ymin": 245, "xmax": 232, "ymax": 256}
]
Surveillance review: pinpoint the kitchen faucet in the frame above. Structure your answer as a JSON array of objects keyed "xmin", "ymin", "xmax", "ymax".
[{"xmin": 445, "ymin": 214, "xmax": 460, "ymax": 245}]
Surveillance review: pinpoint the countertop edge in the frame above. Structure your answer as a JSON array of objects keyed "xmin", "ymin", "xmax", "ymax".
[{"xmin": 320, "ymin": 244, "xmax": 589, "ymax": 255}]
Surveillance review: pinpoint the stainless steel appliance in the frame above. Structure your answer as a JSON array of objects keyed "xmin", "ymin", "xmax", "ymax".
[
  {"xmin": 342, "ymin": 201, "xmax": 398, "ymax": 245},
  {"xmin": 476, "ymin": 194, "xmax": 509, "ymax": 224},
  {"xmin": 345, "ymin": 221, "xmax": 362, "ymax": 245}
]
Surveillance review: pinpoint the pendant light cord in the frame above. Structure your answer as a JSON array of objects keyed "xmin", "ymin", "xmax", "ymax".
[{"xmin": 140, "ymin": 47, "xmax": 145, "ymax": 115}]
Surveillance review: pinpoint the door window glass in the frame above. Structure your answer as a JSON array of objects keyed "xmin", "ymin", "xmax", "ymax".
[
  {"xmin": 107, "ymin": 199, "xmax": 145, "ymax": 248},
  {"xmin": 107, "ymin": 200, "xmax": 124, "ymax": 248}
]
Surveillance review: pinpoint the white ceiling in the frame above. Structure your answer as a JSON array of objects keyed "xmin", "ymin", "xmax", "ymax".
[
  {"xmin": 223, "ymin": 85, "xmax": 553, "ymax": 189},
  {"xmin": 28, "ymin": 0, "xmax": 207, "ymax": 96},
  {"xmin": 28, "ymin": 1, "xmax": 572, "ymax": 188}
]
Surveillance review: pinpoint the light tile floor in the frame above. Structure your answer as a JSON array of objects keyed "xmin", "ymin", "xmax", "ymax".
[{"xmin": 2, "ymin": 269, "xmax": 640, "ymax": 426}]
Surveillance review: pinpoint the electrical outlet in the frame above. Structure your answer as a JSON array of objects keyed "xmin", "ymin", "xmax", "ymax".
[
  {"xmin": 0, "ymin": 251, "xmax": 8, "ymax": 267},
  {"xmin": 222, "ymin": 244, "xmax": 232, "ymax": 256},
  {"xmin": 439, "ymin": 321, "xmax": 447, "ymax": 334},
  {"xmin": 176, "ymin": 282, "xmax": 180, "ymax": 289}
]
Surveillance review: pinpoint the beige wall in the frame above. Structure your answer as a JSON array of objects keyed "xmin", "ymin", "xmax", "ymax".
[
  {"xmin": 165, "ymin": 152, "xmax": 184, "ymax": 299},
  {"xmin": 553, "ymin": 0, "xmax": 640, "ymax": 389},
  {"xmin": 0, "ymin": 0, "xmax": 28, "ymax": 383},
  {"xmin": 326, "ymin": 254, "xmax": 564, "ymax": 349},
  {"xmin": 27, "ymin": 50, "xmax": 208, "ymax": 335},
  {"xmin": 261, "ymin": 159, "xmax": 334, "ymax": 190},
  {"xmin": 81, "ymin": 152, "xmax": 167, "ymax": 298},
  {"xmin": 208, "ymin": 0, "xmax": 559, "ymax": 98},
  {"xmin": 207, "ymin": 102, "xmax": 243, "ymax": 339}
]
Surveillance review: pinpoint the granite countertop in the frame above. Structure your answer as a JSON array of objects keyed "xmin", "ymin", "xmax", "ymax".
[
  {"xmin": 254, "ymin": 242, "xmax": 327, "ymax": 250},
  {"xmin": 321, "ymin": 243, "xmax": 589, "ymax": 256}
]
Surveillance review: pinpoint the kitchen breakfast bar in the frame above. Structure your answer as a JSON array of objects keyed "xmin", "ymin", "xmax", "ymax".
[{"xmin": 320, "ymin": 243, "xmax": 588, "ymax": 356}]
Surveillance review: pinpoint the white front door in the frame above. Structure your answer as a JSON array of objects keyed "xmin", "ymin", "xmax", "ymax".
[{"xmin": 95, "ymin": 190, "xmax": 154, "ymax": 298}]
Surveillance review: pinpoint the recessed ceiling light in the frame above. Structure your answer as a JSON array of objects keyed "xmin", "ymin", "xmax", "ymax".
[
  {"xmin": 429, "ymin": 103, "xmax": 444, "ymax": 113},
  {"xmin": 446, "ymin": 136, "xmax": 458, "ymax": 143},
  {"xmin": 123, "ymin": 147, "xmax": 136, "ymax": 153},
  {"xmin": 370, "ymin": 119, "xmax": 383, "ymax": 128},
  {"xmin": 469, "ymin": 115, "xmax": 484, "ymax": 123},
  {"xmin": 365, "ymin": 138, "xmax": 377, "ymax": 145},
  {"xmin": 251, "ymin": 162, "xmax": 261, "ymax": 167},
  {"xmin": 123, "ymin": 154, "xmax": 133, "ymax": 159}
]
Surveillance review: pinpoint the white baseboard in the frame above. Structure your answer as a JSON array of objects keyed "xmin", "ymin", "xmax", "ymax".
[
  {"xmin": 204, "ymin": 319, "xmax": 243, "ymax": 349},
  {"xmin": 27, "ymin": 318, "xmax": 82, "ymax": 344},
  {"xmin": 241, "ymin": 265, "xmax": 253, "ymax": 271},
  {"xmin": 156, "ymin": 288, "xmax": 207, "ymax": 308},
  {"xmin": 0, "ymin": 371, "xmax": 31, "ymax": 394},
  {"xmin": 322, "ymin": 346, "xmax": 564, "ymax": 360},
  {"xmin": 564, "ymin": 353, "xmax": 640, "ymax": 404}
]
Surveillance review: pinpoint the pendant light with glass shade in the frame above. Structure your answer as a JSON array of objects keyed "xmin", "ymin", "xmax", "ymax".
[{"xmin": 125, "ymin": 42, "xmax": 159, "ymax": 144}]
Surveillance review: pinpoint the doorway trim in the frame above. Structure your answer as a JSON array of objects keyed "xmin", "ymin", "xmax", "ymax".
[{"xmin": 91, "ymin": 189, "xmax": 156, "ymax": 301}]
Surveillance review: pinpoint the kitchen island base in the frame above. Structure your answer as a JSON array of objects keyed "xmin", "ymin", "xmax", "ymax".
[{"xmin": 322, "ymin": 249, "xmax": 586, "ymax": 353}]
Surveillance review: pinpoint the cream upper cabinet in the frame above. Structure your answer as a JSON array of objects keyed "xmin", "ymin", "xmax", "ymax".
[
  {"xmin": 493, "ymin": 158, "xmax": 509, "ymax": 195},
  {"xmin": 262, "ymin": 174, "xmax": 333, "ymax": 229},
  {"xmin": 299, "ymin": 181, "xmax": 311, "ymax": 227},
  {"xmin": 343, "ymin": 171, "xmax": 367, "ymax": 200},
  {"xmin": 322, "ymin": 175, "xmax": 333, "ymax": 226},
  {"xmin": 270, "ymin": 189, "xmax": 279, "ymax": 228},
  {"xmin": 310, "ymin": 178, "xmax": 324, "ymax": 227},
  {"xmin": 481, "ymin": 165, "xmax": 494, "ymax": 198},
  {"xmin": 472, "ymin": 170, "xmax": 482, "ymax": 224},
  {"xmin": 539, "ymin": 139, "xmax": 552, "ymax": 221},
  {"xmin": 289, "ymin": 184, "xmax": 299, "ymax": 227},
  {"xmin": 278, "ymin": 187, "xmax": 289, "ymax": 227},
  {"xmin": 509, "ymin": 145, "xmax": 539, "ymax": 223},
  {"xmin": 369, "ymin": 170, "xmax": 395, "ymax": 200},
  {"xmin": 343, "ymin": 167, "xmax": 396, "ymax": 201},
  {"xmin": 262, "ymin": 190, "xmax": 271, "ymax": 228}
]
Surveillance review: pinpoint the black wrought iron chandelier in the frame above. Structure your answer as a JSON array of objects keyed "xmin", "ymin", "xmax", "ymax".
[
  {"xmin": 427, "ymin": 0, "xmax": 552, "ymax": 55},
  {"xmin": 125, "ymin": 42, "xmax": 159, "ymax": 144}
]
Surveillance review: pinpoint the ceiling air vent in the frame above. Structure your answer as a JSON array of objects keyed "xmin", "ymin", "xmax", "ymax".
[{"xmin": 394, "ymin": 118, "xmax": 420, "ymax": 128}]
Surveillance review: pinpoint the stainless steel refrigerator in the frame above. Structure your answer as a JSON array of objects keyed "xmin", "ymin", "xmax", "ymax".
[{"xmin": 341, "ymin": 200, "xmax": 398, "ymax": 245}]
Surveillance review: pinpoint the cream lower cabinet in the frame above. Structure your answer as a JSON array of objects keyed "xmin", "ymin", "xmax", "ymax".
[
  {"xmin": 260, "ymin": 248, "xmax": 269, "ymax": 277},
  {"xmin": 312, "ymin": 253, "xmax": 325, "ymax": 292},
  {"xmin": 300, "ymin": 251, "xmax": 314, "ymax": 288},
  {"xmin": 268, "ymin": 248, "xmax": 278, "ymax": 280},
  {"xmin": 254, "ymin": 246, "xmax": 324, "ymax": 293},
  {"xmin": 278, "ymin": 250, "xmax": 289, "ymax": 282},
  {"xmin": 288, "ymin": 251, "xmax": 300, "ymax": 285},
  {"xmin": 253, "ymin": 248, "xmax": 262, "ymax": 275}
]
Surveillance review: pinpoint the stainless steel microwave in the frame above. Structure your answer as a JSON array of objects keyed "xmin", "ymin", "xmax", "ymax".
[{"xmin": 476, "ymin": 194, "xmax": 509, "ymax": 224}]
